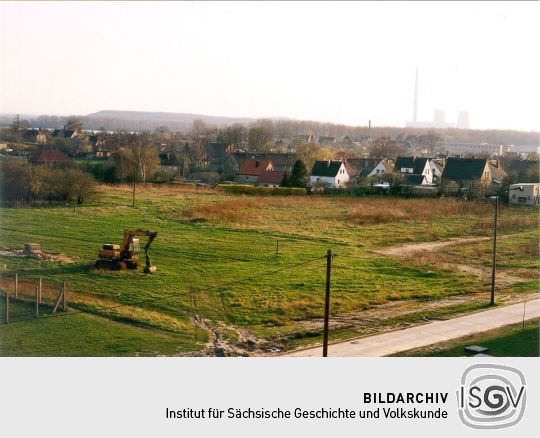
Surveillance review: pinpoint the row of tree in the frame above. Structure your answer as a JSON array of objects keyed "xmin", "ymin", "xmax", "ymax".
[{"xmin": 0, "ymin": 161, "xmax": 96, "ymax": 206}]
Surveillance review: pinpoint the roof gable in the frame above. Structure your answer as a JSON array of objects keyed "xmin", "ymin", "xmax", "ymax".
[
  {"xmin": 413, "ymin": 157, "xmax": 429, "ymax": 174},
  {"xmin": 311, "ymin": 160, "xmax": 344, "ymax": 177},
  {"xmin": 395, "ymin": 156, "xmax": 415, "ymax": 171},
  {"xmin": 239, "ymin": 159, "xmax": 272, "ymax": 175},
  {"xmin": 442, "ymin": 158, "xmax": 488, "ymax": 180}
]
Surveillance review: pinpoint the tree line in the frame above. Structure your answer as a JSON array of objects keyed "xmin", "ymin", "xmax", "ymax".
[{"xmin": 0, "ymin": 160, "xmax": 97, "ymax": 207}]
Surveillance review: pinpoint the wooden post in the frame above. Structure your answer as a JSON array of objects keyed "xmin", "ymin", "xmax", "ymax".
[
  {"xmin": 276, "ymin": 240, "xmax": 279, "ymax": 255},
  {"xmin": 490, "ymin": 196, "xmax": 498, "ymax": 306},
  {"xmin": 62, "ymin": 281, "xmax": 66, "ymax": 311},
  {"xmin": 5, "ymin": 292, "xmax": 9, "ymax": 324},
  {"xmin": 14, "ymin": 272, "xmax": 18, "ymax": 298},
  {"xmin": 323, "ymin": 249, "xmax": 332, "ymax": 357},
  {"xmin": 38, "ymin": 277, "xmax": 42, "ymax": 304},
  {"xmin": 52, "ymin": 283, "xmax": 63, "ymax": 313},
  {"xmin": 35, "ymin": 283, "xmax": 39, "ymax": 318}
]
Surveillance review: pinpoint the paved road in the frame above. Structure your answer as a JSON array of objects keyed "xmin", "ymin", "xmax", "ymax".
[{"xmin": 285, "ymin": 299, "xmax": 540, "ymax": 357}]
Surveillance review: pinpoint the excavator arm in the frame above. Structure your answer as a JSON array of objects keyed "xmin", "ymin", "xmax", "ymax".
[
  {"xmin": 122, "ymin": 229, "xmax": 158, "ymax": 273},
  {"xmin": 142, "ymin": 231, "xmax": 157, "ymax": 273}
]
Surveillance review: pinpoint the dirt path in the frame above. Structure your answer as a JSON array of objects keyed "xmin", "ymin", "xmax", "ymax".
[
  {"xmin": 372, "ymin": 236, "xmax": 493, "ymax": 257},
  {"xmin": 285, "ymin": 298, "xmax": 540, "ymax": 357},
  {"xmin": 371, "ymin": 234, "xmax": 524, "ymax": 286}
]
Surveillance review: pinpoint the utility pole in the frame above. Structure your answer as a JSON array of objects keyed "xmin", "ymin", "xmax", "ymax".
[
  {"xmin": 5, "ymin": 292, "xmax": 9, "ymax": 324},
  {"xmin": 132, "ymin": 164, "xmax": 136, "ymax": 208},
  {"xmin": 323, "ymin": 249, "xmax": 332, "ymax": 357},
  {"xmin": 490, "ymin": 196, "xmax": 498, "ymax": 306},
  {"xmin": 35, "ymin": 283, "xmax": 39, "ymax": 318}
]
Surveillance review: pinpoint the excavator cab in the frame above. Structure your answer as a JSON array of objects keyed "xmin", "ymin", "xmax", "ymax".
[
  {"xmin": 130, "ymin": 239, "xmax": 141, "ymax": 255},
  {"xmin": 95, "ymin": 229, "xmax": 157, "ymax": 273}
]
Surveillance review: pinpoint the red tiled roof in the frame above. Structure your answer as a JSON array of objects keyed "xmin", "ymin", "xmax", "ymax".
[
  {"xmin": 35, "ymin": 150, "xmax": 71, "ymax": 163},
  {"xmin": 239, "ymin": 159, "xmax": 272, "ymax": 176},
  {"xmin": 257, "ymin": 171, "xmax": 284, "ymax": 185}
]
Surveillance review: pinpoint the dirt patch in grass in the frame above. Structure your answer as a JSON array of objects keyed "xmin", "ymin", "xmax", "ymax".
[{"xmin": 0, "ymin": 246, "xmax": 76, "ymax": 263}]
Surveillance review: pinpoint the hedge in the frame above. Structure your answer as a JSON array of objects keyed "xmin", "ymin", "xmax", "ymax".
[{"xmin": 217, "ymin": 184, "xmax": 306, "ymax": 196}]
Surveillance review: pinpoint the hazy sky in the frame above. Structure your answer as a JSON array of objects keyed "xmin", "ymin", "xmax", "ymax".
[{"xmin": 1, "ymin": 1, "xmax": 538, "ymax": 131}]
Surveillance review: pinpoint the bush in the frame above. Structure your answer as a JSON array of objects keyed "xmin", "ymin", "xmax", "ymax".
[
  {"xmin": 216, "ymin": 184, "xmax": 306, "ymax": 196},
  {"xmin": 0, "ymin": 160, "xmax": 97, "ymax": 206}
]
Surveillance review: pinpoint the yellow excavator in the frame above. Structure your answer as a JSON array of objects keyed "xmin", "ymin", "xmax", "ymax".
[{"xmin": 95, "ymin": 229, "xmax": 158, "ymax": 273}]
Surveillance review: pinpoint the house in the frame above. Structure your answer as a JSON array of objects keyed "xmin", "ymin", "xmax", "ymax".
[
  {"xmin": 256, "ymin": 171, "xmax": 285, "ymax": 187},
  {"xmin": 210, "ymin": 154, "xmax": 240, "ymax": 180},
  {"xmin": 22, "ymin": 129, "xmax": 39, "ymax": 144},
  {"xmin": 394, "ymin": 156, "xmax": 416, "ymax": 173},
  {"xmin": 441, "ymin": 157, "xmax": 496, "ymax": 191},
  {"xmin": 430, "ymin": 159, "xmax": 444, "ymax": 183},
  {"xmin": 238, "ymin": 159, "xmax": 273, "ymax": 183},
  {"xmin": 401, "ymin": 173, "xmax": 427, "ymax": 186},
  {"xmin": 292, "ymin": 134, "xmax": 316, "ymax": 145},
  {"xmin": 52, "ymin": 129, "xmax": 89, "ymax": 155},
  {"xmin": 317, "ymin": 136, "xmax": 335, "ymax": 146},
  {"xmin": 509, "ymin": 183, "xmax": 540, "ymax": 205},
  {"xmin": 232, "ymin": 152, "xmax": 297, "ymax": 173},
  {"xmin": 34, "ymin": 149, "xmax": 71, "ymax": 166},
  {"xmin": 159, "ymin": 152, "xmax": 180, "ymax": 177},
  {"xmin": 394, "ymin": 156, "xmax": 434, "ymax": 185},
  {"xmin": 310, "ymin": 160, "xmax": 349, "ymax": 188},
  {"xmin": 499, "ymin": 158, "xmax": 538, "ymax": 178},
  {"xmin": 346, "ymin": 158, "xmax": 394, "ymax": 179},
  {"xmin": 443, "ymin": 143, "xmax": 506, "ymax": 156}
]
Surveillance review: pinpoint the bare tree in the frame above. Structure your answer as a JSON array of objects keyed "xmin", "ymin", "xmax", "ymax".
[
  {"xmin": 65, "ymin": 116, "xmax": 83, "ymax": 132},
  {"xmin": 248, "ymin": 126, "xmax": 272, "ymax": 151},
  {"xmin": 368, "ymin": 137, "xmax": 404, "ymax": 159},
  {"xmin": 295, "ymin": 142, "xmax": 334, "ymax": 171}
]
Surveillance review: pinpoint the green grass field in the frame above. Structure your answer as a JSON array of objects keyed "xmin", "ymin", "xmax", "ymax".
[
  {"xmin": 392, "ymin": 318, "xmax": 540, "ymax": 357},
  {"xmin": 0, "ymin": 184, "xmax": 538, "ymax": 356}
]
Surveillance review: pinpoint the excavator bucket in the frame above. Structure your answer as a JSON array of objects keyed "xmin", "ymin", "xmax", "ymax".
[{"xmin": 144, "ymin": 265, "xmax": 157, "ymax": 274}]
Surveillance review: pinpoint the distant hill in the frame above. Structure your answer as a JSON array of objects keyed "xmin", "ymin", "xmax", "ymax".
[{"xmin": 86, "ymin": 110, "xmax": 256, "ymax": 125}]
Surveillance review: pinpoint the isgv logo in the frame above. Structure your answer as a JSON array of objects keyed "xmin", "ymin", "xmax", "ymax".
[{"xmin": 457, "ymin": 364, "xmax": 526, "ymax": 429}]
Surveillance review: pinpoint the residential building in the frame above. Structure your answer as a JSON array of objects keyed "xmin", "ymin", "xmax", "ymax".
[
  {"xmin": 34, "ymin": 149, "xmax": 71, "ymax": 166},
  {"xmin": 443, "ymin": 143, "xmax": 507, "ymax": 156},
  {"xmin": 232, "ymin": 152, "xmax": 297, "ymax": 173},
  {"xmin": 159, "ymin": 152, "xmax": 180, "ymax": 177},
  {"xmin": 394, "ymin": 156, "xmax": 434, "ymax": 185},
  {"xmin": 310, "ymin": 160, "xmax": 349, "ymax": 188},
  {"xmin": 441, "ymin": 157, "xmax": 504, "ymax": 192},
  {"xmin": 210, "ymin": 154, "xmax": 240, "ymax": 180},
  {"xmin": 238, "ymin": 159, "xmax": 273, "ymax": 183},
  {"xmin": 256, "ymin": 171, "xmax": 285, "ymax": 187},
  {"xmin": 346, "ymin": 158, "xmax": 394, "ymax": 179},
  {"xmin": 509, "ymin": 183, "xmax": 540, "ymax": 205}
]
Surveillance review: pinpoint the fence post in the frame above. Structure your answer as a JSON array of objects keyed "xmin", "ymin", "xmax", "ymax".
[
  {"xmin": 322, "ymin": 249, "xmax": 332, "ymax": 357},
  {"xmin": 14, "ymin": 272, "xmax": 18, "ymax": 299},
  {"xmin": 35, "ymin": 283, "xmax": 39, "ymax": 318},
  {"xmin": 276, "ymin": 240, "xmax": 279, "ymax": 255},
  {"xmin": 52, "ymin": 283, "xmax": 63, "ymax": 313},
  {"xmin": 5, "ymin": 292, "xmax": 9, "ymax": 324},
  {"xmin": 38, "ymin": 277, "xmax": 42, "ymax": 304},
  {"xmin": 62, "ymin": 281, "xmax": 66, "ymax": 311}
]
